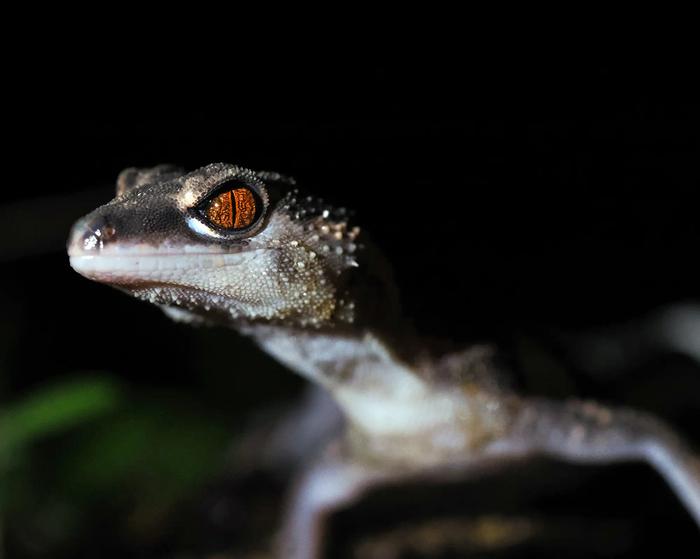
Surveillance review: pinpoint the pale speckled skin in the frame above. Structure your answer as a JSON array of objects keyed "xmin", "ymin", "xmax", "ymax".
[{"xmin": 68, "ymin": 163, "xmax": 700, "ymax": 558}]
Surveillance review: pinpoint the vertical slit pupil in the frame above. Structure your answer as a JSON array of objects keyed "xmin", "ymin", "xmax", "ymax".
[
  {"xmin": 232, "ymin": 188, "xmax": 256, "ymax": 228},
  {"xmin": 205, "ymin": 187, "xmax": 257, "ymax": 229}
]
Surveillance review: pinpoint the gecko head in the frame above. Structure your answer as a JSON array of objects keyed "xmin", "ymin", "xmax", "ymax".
[{"xmin": 68, "ymin": 163, "xmax": 385, "ymax": 329}]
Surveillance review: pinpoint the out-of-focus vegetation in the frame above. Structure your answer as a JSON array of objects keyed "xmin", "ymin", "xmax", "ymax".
[
  {"xmin": 0, "ymin": 372, "xmax": 242, "ymax": 557},
  {"xmin": 0, "ymin": 377, "xmax": 120, "ymax": 469},
  {"xmin": 0, "ymin": 378, "xmax": 116, "ymax": 552}
]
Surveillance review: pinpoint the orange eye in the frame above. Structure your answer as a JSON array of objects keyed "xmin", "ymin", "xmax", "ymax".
[{"xmin": 204, "ymin": 187, "xmax": 258, "ymax": 230}]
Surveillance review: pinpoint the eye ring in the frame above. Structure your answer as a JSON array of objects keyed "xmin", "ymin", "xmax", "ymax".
[{"xmin": 195, "ymin": 181, "xmax": 266, "ymax": 234}]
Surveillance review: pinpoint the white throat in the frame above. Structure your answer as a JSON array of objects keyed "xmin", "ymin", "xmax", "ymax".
[{"xmin": 240, "ymin": 324, "xmax": 496, "ymax": 446}]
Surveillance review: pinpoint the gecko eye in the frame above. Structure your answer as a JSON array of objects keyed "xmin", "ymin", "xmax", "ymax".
[{"xmin": 199, "ymin": 185, "xmax": 263, "ymax": 231}]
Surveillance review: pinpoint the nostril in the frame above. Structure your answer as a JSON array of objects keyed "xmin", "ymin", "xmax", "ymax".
[
  {"xmin": 99, "ymin": 224, "xmax": 116, "ymax": 241},
  {"xmin": 68, "ymin": 214, "xmax": 117, "ymax": 254}
]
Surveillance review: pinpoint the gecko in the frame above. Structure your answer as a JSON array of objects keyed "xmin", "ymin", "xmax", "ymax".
[{"xmin": 67, "ymin": 163, "xmax": 700, "ymax": 557}]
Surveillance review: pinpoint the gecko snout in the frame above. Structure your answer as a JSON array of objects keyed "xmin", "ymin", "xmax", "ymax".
[{"xmin": 67, "ymin": 212, "xmax": 117, "ymax": 256}]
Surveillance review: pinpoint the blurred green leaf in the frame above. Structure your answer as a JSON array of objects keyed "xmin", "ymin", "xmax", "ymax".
[
  {"xmin": 0, "ymin": 376, "xmax": 121, "ymax": 461},
  {"xmin": 62, "ymin": 398, "xmax": 230, "ymax": 504}
]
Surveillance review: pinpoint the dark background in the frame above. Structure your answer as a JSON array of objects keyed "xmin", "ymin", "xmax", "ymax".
[{"xmin": 2, "ymin": 51, "xmax": 699, "ymax": 557}]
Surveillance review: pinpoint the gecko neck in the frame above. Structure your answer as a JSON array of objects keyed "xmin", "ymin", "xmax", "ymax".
[
  {"xmin": 239, "ymin": 322, "xmax": 435, "ymax": 435},
  {"xmin": 241, "ymin": 322, "xmax": 425, "ymax": 388},
  {"xmin": 239, "ymin": 321, "xmax": 516, "ymax": 460}
]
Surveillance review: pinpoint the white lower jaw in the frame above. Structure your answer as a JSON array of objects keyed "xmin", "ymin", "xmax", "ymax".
[{"xmin": 69, "ymin": 251, "xmax": 258, "ymax": 284}]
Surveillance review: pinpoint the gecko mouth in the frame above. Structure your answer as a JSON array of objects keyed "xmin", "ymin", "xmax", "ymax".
[{"xmin": 69, "ymin": 250, "xmax": 262, "ymax": 285}]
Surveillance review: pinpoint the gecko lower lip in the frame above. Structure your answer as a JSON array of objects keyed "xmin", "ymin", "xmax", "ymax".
[
  {"xmin": 70, "ymin": 253, "xmax": 234, "ymax": 279},
  {"xmin": 68, "ymin": 251, "xmax": 227, "ymax": 258},
  {"xmin": 69, "ymin": 249, "xmax": 263, "ymax": 281},
  {"xmin": 67, "ymin": 245, "xmax": 231, "ymax": 259}
]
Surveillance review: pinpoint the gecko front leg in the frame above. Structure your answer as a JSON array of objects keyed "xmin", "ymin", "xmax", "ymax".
[
  {"xmin": 276, "ymin": 434, "xmax": 538, "ymax": 559},
  {"xmin": 488, "ymin": 398, "xmax": 700, "ymax": 525},
  {"xmin": 277, "ymin": 442, "xmax": 394, "ymax": 559},
  {"xmin": 280, "ymin": 399, "xmax": 700, "ymax": 559}
]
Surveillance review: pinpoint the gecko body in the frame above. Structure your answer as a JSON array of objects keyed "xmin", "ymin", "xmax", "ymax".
[{"xmin": 68, "ymin": 163, "xmax": 700, "ymax": 557}]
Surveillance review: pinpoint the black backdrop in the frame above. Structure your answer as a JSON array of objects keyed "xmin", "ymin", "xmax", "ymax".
[{"xmin": 8, "ymin": 56, "xmax": 699, "ymax": 382}]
